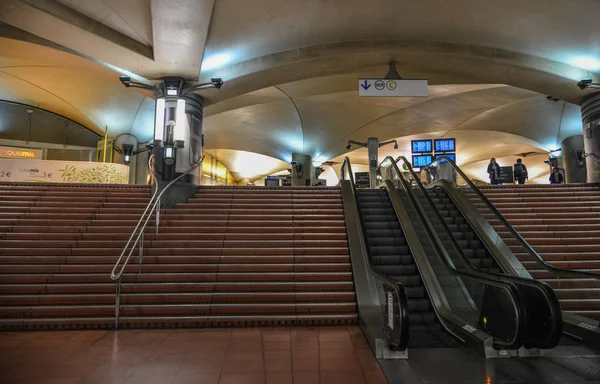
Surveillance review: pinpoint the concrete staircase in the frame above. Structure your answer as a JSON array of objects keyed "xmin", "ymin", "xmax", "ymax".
[
  {"xmin": 471, "ymin": 184, "xmax": 600, "ymax": 321},
  {"xmin": 0, "ymin": 183, "xmax": 357, "ymax": 330}
]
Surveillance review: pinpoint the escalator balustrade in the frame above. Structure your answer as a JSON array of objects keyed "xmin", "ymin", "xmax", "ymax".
[{"xmin": 356, "ymin": 189, "xmax": 459, "ymax": 348}]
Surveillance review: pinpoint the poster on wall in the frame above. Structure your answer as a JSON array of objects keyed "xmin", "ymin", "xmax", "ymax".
[{"xmin": 0, "ymin": 158, "xmax": 129, "ymax": 184}]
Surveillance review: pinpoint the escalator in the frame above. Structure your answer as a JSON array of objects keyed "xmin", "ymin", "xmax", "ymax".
[
  {"xmin": 423, "ymin": 156, "xmax": 600, "ymax": 346},
  {"xmin": 339, "ymin": 156, "xmax": 550, "ymax": 358},
  {"xmin": 356, "ymin": 189, "xmax": 459, "ymax": 348},
  {"xmin": 425, "ymin": 187, "xmax": 501, "ymax": 274}
]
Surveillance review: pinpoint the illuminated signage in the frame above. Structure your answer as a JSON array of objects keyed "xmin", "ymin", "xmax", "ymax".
[
  {"xmin": 434, "ymin": 138, "xmax": 455, "ymax": 152},
  {"xmin": 0, "ymin": 146, "xmax": 42, "ymax": 159},
  {"xmin": 411, "ymin": 140, "xmax": 433, "ymax": 154},
  {"xmin": 434, "ymin": 153, "xmax": 456, "ymax": 163},
  {"xmin": 412, "ymin": 154, "xmax": 433, "ymax": 168}
]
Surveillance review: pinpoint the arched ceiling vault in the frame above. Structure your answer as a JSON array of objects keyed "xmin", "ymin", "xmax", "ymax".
[{"xmin": 0, "ymin": 0, "xmax": 599, "ymax": 182}]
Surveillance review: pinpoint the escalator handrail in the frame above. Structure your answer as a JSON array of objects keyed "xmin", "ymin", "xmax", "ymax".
[
  {"xmin": 429, "ymin": 155, "xmax": 600, "ymax": 280},
  {"xmin": 378, "ymin": 156, "xmax": 527, "ymax": 350},
  {"xmin": 423, "ymin": 179, "xmax": 563, "ymax": 348},
  {"xmin": 341, "ymin": 157, "xmax": 410, "ymax": 351}
]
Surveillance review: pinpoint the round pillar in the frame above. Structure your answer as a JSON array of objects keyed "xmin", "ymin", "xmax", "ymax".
[
  {"xmin": 152, "ymin": 94, "xmax": 204, "ymax": 185},
  {"xmin": 291, "ymin": 153, "xmax": 312, "ymax": 187},
  {"xmin": 561, "ymin": 135, "xmax": 587, "ymax": 183},
  {"xmin": 582, "ymin": 93, "xmax": 600, "ymax": 183}
]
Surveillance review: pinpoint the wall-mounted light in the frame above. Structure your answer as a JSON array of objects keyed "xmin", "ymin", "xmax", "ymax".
[
  {"xmin": 174, "ymin": 99, "xmax": 186, "ymax": 147},
  {"xmin": 122, "ymin": 144, "xmax": 134, "ymax": 165},
  {"xmin": 154, "ymin": 98, "xmax": 165, "ymax": 145}
]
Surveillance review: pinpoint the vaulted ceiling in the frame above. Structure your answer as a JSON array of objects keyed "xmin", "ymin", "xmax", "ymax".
[{"xmin": 0, "ymin": 0, "xmax": 598, "ymax": 182}]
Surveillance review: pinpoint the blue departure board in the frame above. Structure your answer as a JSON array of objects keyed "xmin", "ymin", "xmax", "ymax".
[
  {"xmin": 434, "ymin": 153, "xmax": 455, "ymax": 163},
  {"xmin": 412, "ymin": 154, "xmax": 433, "ymax": 168},
  {"xmin": 411, "ymin": 140, "xmax": 433, "ymax": 153},
  {"xmin": 434, "ymin": 138, "xmax": 455, "ymax": 152}
]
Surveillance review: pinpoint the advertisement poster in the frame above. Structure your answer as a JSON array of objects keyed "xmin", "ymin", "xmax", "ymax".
[{"xmin": 0, "ymin": 158, "xmax": 129, "ymax": 184}]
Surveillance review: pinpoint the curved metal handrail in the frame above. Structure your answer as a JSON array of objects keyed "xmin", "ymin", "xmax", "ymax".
[
  {"xmin": 111, "ymin": 155, "xmax": 204, "ymax": 281},
  {"xmin": 430, "ymin": 155, "xmax": 600, "ymax": 280},
  {"xmin": 341, "ymin": 157, "xmax": 410, "ymax": 351},
  {"xmin": 379, "ymin": 156, "xmax": 527, "ymax": 350}
]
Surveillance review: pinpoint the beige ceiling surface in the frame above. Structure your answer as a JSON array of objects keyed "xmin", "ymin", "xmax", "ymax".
[{"xmin": 0, "ymin": 0, "xmax": 598, "ymax": 182}]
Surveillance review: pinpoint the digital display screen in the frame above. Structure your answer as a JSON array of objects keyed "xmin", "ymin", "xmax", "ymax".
[
  {"xmin": 434, "ymin": 153, "xmax": 455, "ymax": 163},
  {"xmin": 412, "ymin": 154, "xmax": 433, "ymax": 168},
  {"xmin": 434, "ymin": 138, "xmax": 455, "ymax": 152},
  {"xmin": 411, "ymin": 140, "xmax": 433, "ymax": 153}
]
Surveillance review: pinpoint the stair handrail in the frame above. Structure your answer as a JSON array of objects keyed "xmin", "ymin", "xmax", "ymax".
[
  {"xmin": 111, "ymin": 155, "xmax": 205, "ymax": 281},
  {"xmin": 110, "ymin": 155, "xmax": 204, "ymax": 329},
  {"xmin": 429, "ymin": 155, "xmax": 600, "ymax": 280},
  {"xmin": 379, "ymin": 156, "xmax": 528, "ymax": 350},
  {"xmin": 340, "ymin": 156, "xmax": 410, "ymax": 351}
]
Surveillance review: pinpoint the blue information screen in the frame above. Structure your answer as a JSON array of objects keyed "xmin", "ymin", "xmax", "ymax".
[
  {"xmin": 434, "ymin": 138, "xmax": 455, "ymax": 152},
  {"xmin": 411, "ymin": 140, "xmax": 433, "ymax": 153},
  {"xmin": 412, "ymin": 154, "xmax": 433, "ymax": 168},
  {"xmin": 434, "ymin": 153, "xmax": 455, "ymax": 163}
]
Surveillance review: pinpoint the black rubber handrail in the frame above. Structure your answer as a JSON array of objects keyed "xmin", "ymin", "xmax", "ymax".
[
  {"xmin": 378, "ymin": 156, "xmax": 527, "ymax": 350},
  {"xmin": 429, "ymin": 155, "xmax": 600, "ymax": 280},
  {"xmin": 341, "ymin": 157, "xmax": 410, "ymax": 351}
]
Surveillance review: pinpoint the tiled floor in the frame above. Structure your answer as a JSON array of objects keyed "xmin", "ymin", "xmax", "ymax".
[{"xmin": 0, "ymin": 326, "xmax": 388, "ymax": 384}]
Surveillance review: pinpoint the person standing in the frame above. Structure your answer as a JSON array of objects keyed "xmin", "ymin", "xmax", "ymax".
[
  {"xmin": 513, "ymin": 158, "xmax": 528, "ymax": 185},
  {"xmin": 549, "ymin": 167, "xmax": 564, "ymax": 184},
  {"xmin": 487, "ymin": 158, "xmax": 501, "ymax": 185}
]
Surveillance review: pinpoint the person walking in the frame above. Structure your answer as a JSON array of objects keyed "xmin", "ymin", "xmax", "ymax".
[
  {"xmin": 549, "ymin": 167, "xmax": 564, "ymax": 184},
  {"xmin": 487, "ymin": 158, "xmax": 501, "ymax": 185},
  {"xmin": 513, "ymin": 158, "xmax": 528, "ymax": 185}
]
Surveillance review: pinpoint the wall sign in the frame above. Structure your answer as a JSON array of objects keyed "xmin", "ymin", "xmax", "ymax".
[
  {"xmin": 0, "ymin": 145, "xmax": 44, "ymax": 159},
  {"xmin": 0, "ymin": 158, "xmax": 129, "ymax": 184}
]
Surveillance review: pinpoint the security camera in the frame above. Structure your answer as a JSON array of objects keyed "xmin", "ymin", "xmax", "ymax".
[
  {"xmin": 394, "ymin": 143, "xmax": 399, "ymax": 150},
  {"xmin": 119, "ymin": 75, "xmax": 132, "ymax": 86},
  {"xmin": 211, "ymin": 78, "xmax": 224, "ymax": 89},
  {"xmin": 577, "ymin": 79, "xmax": 593, "ymax": 90},
  {"xmin": 346, "ymin": 144, "xmax": 352, "ymax": 150}
]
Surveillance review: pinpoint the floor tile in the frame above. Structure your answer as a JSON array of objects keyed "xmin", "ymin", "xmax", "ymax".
[
  {"xmin": 293, "ymin": 358, "xmax": 320, "ymax": 372},
  {"xmin": 320, "ymin": 371, "xmax": 366, "ymax": 384},
  {"xmin": 265, "ymin": 359, "xmax": 292, "ymax": 372},
  {"xmin": 320, "ymin": 358, "xmax": 363, "ymax": 372},
  {"xmin": 264, "ymin": 348, "xmax": 291, "ymax": 360},
  {"xmin": 221, "ymin": 358, "xmax": 265, "ymax": 374},
  {"xmin": 171, "ymin": 373, "xmax": 220, "ymax": 384},
  {"xmin": 266, "ymin": 371, "xmax": 293, "ymax": 384},
  {"xmin": 294, "ymin": 371, "xmax": 320, "ymax": 384},
  {"xmin": 219, "ymin": 373, "xmax": 265, "ymax": 384}
]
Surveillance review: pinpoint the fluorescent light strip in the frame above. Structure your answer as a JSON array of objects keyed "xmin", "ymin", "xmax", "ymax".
[
  {"xmin": 154, "ymin": 98, "xmax": 165, "ymax": 141},
  {"xmin": 174, "ymin": 99, "xmax": 186, "ymax": 142}
]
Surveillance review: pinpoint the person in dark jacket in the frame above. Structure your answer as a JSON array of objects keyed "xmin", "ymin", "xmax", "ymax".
[
  {"xmin": 513, "ymin": 158, "xmax": 528, "ymax": 184},
  {"xmin": 549, "ymin": 167, "xmax": 564, "ymax": 184},
  {"xmin": 487, "ymin": 158, "xmax": 501, "ymax": 185}
]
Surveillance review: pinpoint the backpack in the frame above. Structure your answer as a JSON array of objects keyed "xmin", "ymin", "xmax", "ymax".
[{"xmin": 514, "ymin": 163, "xmax": 525, "ymax": 176}]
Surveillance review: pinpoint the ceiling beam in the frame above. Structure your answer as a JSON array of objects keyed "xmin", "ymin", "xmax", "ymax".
[
  {"xmin": 19, "ymin": 0, "xmax": 153, "ymax": 59},
  {"xmin": 150, "ymin": 0, "xmax": 215, "ymax": 78}
]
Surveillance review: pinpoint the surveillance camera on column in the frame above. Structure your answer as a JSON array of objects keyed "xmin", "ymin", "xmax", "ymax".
[{"xmin": 577, "ymin": 79, "xmax": 593, "ymax": 90}]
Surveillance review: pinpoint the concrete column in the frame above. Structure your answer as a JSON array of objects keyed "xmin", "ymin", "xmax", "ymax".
[
  {"xmin": 367, "ymin": 137, "xmax": 379, "ymax": 189},
  {"xmin": 291, "ymin": 153, "xmax": 312, "ymax": 187},
  {"xmin": 561, "ymin": 135, "xmax": 587, "ymax": 183},
  {"xmin": 582, "ymin": 93, "xmax": 600, "ymax": 183}
]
